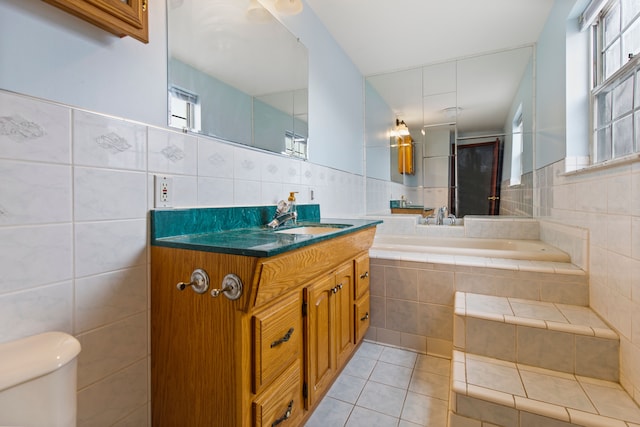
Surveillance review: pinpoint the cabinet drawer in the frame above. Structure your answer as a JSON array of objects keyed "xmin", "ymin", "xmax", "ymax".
[
  {"xmin": 253, "ymin": 360, "xmax": 303, "ymax": 427},
  {"xmin": 253, "ymin": 292, "xmax": 302, "ymax": 393},
  {"xmin": 354, "ymin": 294, "xmax": 370, "ymax": 343},
  {"xmin": 354, "ymin": 254, "xmax": 370, "ymax": 299}
]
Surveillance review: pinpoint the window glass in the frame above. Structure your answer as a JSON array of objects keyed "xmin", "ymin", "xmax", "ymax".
[
  {"xmin": 621, "ymin": 0, "xmax": 640, "ymax": 28},
  {"xmin": 635, "ymin": 112, "xmax": 640, "ymax": 152},
  {"xmin": 596, "ymin": 127, "xmax": 612, "ymax": 162},
  {"xmin": 604, "ymin": 39, "xmax": 621, "ymax": 79},
  {"xmin": 604, "ymin": 3, "xmax": 620, "ymax": 47},
  {"xmin": 613, "ymin": 115, "xmax": 634, "ymax": 156},
  {"xmin": 168, "ymin": 86, "xmax": 201, "ymax": 132},
  {"xmin": 637, "ymin": 69, "xmax": 640, "ymax": 105},
  {"xmin": 510, "ymin": 107, "xmax": 523, "ymax": 186},
  {"xmin": 285, "ymin": 131, "xmax": 308, "ymax": 159},
  {"xmin": 622, "ymin": 18, "xmax": 640, "ymax": 59},
  {"xmin": 613, "ymin": 75, "xmax": 634, "ymax": 117},
  {"xmin": 597, "ymin": 90, "xmax": 612, "ymax": 126}
]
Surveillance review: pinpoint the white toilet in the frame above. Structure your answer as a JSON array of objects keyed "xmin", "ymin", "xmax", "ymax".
[{"xmin": 0, "ymin": 331, "xmax": 81, "ymax": 427}]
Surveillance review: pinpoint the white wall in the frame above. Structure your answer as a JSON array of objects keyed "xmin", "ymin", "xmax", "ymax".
[
  {"xmin": 277, "ymin": 5, "xmax": 366, "ymax": 175},
  {"xmin": 364, "ymin": 80, "xmax": 393, "ymax": 181},
  {"xmin": 0, "ymin": 0, "xmax": 167, "ymax": 127},
  {"xmin": 535, "ymin": 0, "xmax": 575, "ymax": 168}
]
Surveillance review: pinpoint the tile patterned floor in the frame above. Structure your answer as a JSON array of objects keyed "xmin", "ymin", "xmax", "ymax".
[{"xmin": 304, "ymin": 341, "xmax": 451, "ymax": 427}]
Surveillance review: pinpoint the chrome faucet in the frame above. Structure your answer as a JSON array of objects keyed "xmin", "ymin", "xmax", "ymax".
[
  {"xmin": 425, "ymin": 206, "xmax": 456, "ymax": 225},
  {"xmin": 267, "ymin": 200, "xmax": 298, "ymax": 229},
  {"xmin": 436, "ymin": 206, "xmax": 448, "ymax": 225},
  {"xmin": 267, "ymin": 211, "xmax": 298, "ymax": 229}
]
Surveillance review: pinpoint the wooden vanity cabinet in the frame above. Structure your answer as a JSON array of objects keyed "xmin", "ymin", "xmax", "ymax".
[{"xmin": 151, "ymin": 227, "xmax": 375, "ymax": 427}]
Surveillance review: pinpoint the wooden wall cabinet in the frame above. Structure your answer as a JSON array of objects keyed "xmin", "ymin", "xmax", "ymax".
[
  {"xmin": 42, "ymin": 0, "xmax": 149, "ymax": 43},
  {"xmin": 151, "ymin": 228, "xmax": 374, "ymax": 426}
]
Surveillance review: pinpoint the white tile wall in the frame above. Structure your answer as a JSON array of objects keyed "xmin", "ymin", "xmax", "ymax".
[
  {"xmin": 0, "ymin": 89, "xmax": 367, "ymax": 426},
  {"xmin": 537, "ymin": 158, "xmax": 640, "ymax": 406}
]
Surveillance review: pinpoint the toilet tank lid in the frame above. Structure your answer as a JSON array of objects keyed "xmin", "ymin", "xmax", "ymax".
[{"xmin": 0, "ymin": 331, "xmax": 81, "ymax": 392}]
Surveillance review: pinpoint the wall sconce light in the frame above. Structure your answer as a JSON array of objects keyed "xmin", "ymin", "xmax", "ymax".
[
  {"xmin": 274, "ymin": 0, "xmax": 303, "ymax": 15},
  {"xmin": 396, "ymin": 118, "xmax": 410, "ymax": 136}
]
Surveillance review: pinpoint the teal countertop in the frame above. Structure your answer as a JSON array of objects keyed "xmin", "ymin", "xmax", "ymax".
[{"xmin": 150, "ymin": 205, "xmax": 382, "ymax": 258}]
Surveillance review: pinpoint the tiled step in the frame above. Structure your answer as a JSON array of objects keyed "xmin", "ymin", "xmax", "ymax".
[
  {"xmin": 449, "ymin": 350, "xmax": 640, "ymax": 427},
  {"xmin": 454, "ymin": 291, "xmax": 619, "ymax": 381}
]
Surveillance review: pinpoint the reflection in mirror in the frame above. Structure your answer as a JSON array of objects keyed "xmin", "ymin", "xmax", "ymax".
[
  {"xmin": 167, "ymin": 0, "xmax": 309, "ymax": 158},
  {"xmin": 365, "ymin": 46, "xmax": 534, "ymax": 217}
]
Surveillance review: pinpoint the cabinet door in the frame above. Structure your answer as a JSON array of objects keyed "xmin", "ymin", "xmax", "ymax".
[
  {"xmin": 304, "ymin": 274, "xmax": 336, "ymax": 408},
  {"xmin": 334, "ymin": 263, "xmax": 355, "ymax": 368},
  {"xmin": 43, "ymin": 0, "xmax": 149, "ymax": 43}
]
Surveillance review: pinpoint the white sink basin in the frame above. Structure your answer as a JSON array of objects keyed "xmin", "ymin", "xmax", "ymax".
[{"xmin": 274, "ymin": 226, "xmax": 344, "ymax": 235}]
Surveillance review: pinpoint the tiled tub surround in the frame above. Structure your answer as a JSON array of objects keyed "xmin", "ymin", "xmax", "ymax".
[
  {"xmin": 366, "ymin": 257, "xmax": 588, "ymax": 358},
  {"xmin": 450, "ymin": 290, "xmax": 640, "ymax": 426},
  {"xmin": 367, "ymin": 214, "xmax": 588, "ymax": 356},
  {"xmin": 372, "ymin": 235, "xmax": 571, "ymax": 262},
  {"xmin": 370, "ymin": 213, "xmax": 588, "ymax": 269},
  {"xmin": 367, "ymin": 213, "xmax": 640, "ymax": 425},
  {"xmin": 454, "ymin": 292, "xmax": 619, "ymax": 382},
  {"xmin": 0, "ymin": 89, "xmax": 368, "ymax": 426},
  {"xmin": 450, "ymin": 351, "xmax": 640, "ymax": 427}
]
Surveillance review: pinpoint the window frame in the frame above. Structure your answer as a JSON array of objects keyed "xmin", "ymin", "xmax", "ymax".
[
  {"xmin": 510, "ymin": 104, "xmax": 523, "ymax": 186},
  {"xmin": 168, "ymin": 85, "xmax": 201, "ymax": 133},
  {"xmin": 589, "ymin": 0, "xmax": 640, "ymax": 165}
]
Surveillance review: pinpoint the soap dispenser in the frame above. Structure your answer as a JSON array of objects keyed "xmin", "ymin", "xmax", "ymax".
[{"xmin": 288, "ymin": 191, "xmax": 298, "ymax": 222}]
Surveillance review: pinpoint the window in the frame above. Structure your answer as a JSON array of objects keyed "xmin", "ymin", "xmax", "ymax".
[
  {"xmin": 284, "ymin": 130, "xmax": 308, "ymax": 159},
  {"xmin": 510, "ymin": 105, "xmax": 523, "ymax": 186},
  {"xmin": 168, "ymin": 86, "xmax": 201, "ymax": 132},
  {"xmin": 590, "ymin": 0, "xmax": 640, "ymax": 164}
]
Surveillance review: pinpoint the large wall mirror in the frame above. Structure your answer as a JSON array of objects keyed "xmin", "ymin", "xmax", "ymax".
[
  {"xmin": 167, "ymin": 0, "xmax": 309, "ymax": 158},
  {"xmin": 365, "ymin": 46, "xmax": 534, "ymax": 217}
]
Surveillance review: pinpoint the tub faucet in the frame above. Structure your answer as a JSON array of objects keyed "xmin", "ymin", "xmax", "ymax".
[{"xmin": 436, "ymin": 206, "xmax": 448, "ymax": 225}]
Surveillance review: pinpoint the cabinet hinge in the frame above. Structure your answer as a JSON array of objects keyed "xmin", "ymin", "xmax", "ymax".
[
  {"xmin": 302, "ymin": 382, "xmax": 308, "ymax": 399},
  {"xmin": 302, "ymin": 302, "xmax": 308, "ymax": 317}
]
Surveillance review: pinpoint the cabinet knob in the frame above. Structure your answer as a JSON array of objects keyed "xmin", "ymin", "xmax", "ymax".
[
  {"xmin": 210, "ymin": 273, "xmax": 243, "ymax": 300},
  {"xmin": 360, "ymin": 312, "xmax": 369, "ymax": 321},
  {"xmin": 359, "ymin": 271, "xmax": 369, "ymax": 279},
  {"xmin": 176, "ymin": 269, "xmax": 209, "ymax": 294}
]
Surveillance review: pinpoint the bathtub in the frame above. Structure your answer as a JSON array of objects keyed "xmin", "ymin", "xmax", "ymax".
[{"xmin": 372, "ymin": 235, "xmax": 570, "ymax": 262}]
